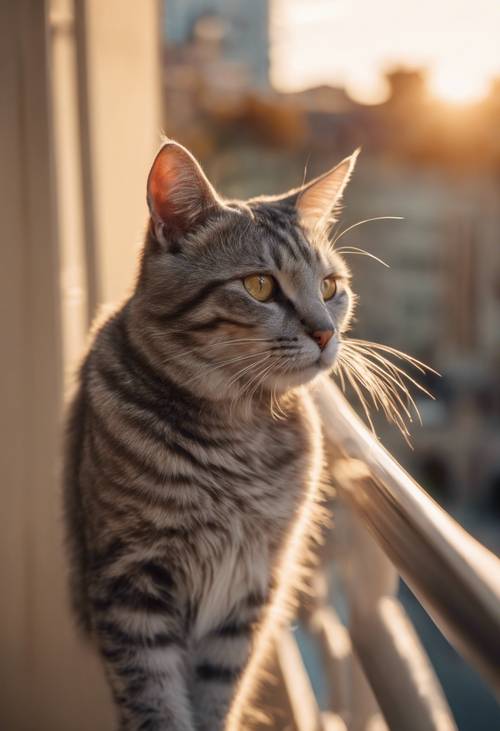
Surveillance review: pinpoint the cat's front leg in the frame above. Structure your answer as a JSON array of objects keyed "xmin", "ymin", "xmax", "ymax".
[
  {"xmin": 191, "ymin": 626, "xmax": 251, "ymax": 731},
  {"xmin": 106, "ymin": 642, "xmax": 194, "ymax": 731},
  {"xmin": 91, "ymin": 561, "xmax": 195, "ymax": 731},
  {"xmin": 191, "ymin": 593, "xmax": 268, "ymax": 731}
]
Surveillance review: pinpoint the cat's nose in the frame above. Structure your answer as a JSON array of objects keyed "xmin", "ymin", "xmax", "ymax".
[{"xmin": 311, "ymin": 329, "xmax": 335, "ymax": 351}]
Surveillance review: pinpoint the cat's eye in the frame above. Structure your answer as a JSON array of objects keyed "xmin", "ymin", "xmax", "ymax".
[
  {"xmin": 321, "ymin": 276, "xmax": 338, "ymax": 301},
  {"xmin": 243, "ymin": 274, "xmax": 275, "ymax": 302}
]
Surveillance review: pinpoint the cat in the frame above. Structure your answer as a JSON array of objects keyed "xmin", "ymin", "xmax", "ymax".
[{"xmin": 63, "ymin": 139, "xmax": 357, "ymax": 731}]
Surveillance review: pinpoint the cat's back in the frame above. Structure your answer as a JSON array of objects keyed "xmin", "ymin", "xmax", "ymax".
[{"xmin": 62, "ymin": 305, "xmax": 129, "ymax": 631}]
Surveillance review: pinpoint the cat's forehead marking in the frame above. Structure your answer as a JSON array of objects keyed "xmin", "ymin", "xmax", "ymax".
[
  {"xmin": 247, "ymin": 206, "xmax": 343, "ymax": 280},
  {"xmin": 251, "ymin": 206, "xmax": 318, "ymax": 268}
]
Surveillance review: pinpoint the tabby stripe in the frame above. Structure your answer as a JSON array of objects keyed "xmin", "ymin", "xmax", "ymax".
[
  {"xmin": 245, "ymin": 590, "xmax": 269, "ymax": 608},
  {"xmin": 90, "ymin": 437, "xmax": 221, "ymax": 507},
  {"xmin": 100, "ymin": 645, "xmax": 126, "ymax": 662},
  {"xmin": 92, "ymin": 365, "xmax": 184, "ymax": 446},
  {"xmin": 195, "ymin": 663, "xmax": 241, "ymax": 683},
  {"xmin": 94, "ymin": 365, "xmax": 240, "ymax": 473},
  {"xmin": 89, "ymin": 437, "xmax": 225, "ymax": 529},
  {"xmin": 93, "ymin": 574, "xmax": 177, "ymax": 614},
  {"xmin": 116, "ymin": 312, "xmax": 203, "ymax": 413},
  {"xmin": 116, "ymin": 669, "xmax": 149, "ymax": 700},
  {"xmin": 92, "ymin": 377, "xmax": 246, "ymax": 485},
  {"xmin": 211, "ymin": 621, "xmax": 252, "ymax": 638},
  {"xmin": 116, "ymin": 312, "xmax": 174, "ymax": 396},
  {"xmin": 259, "ymin": 218, "xmax": 299, "ymax": 261},
  {"xmin": 190, "ymin": 317, "xmax": 256, "ymax": 331},
  {"xmin": 265, "ymin": 445, "xmax": 300, "ymax": 473},
  {"xmin": 269, "ymin": 240, "xmax": 283, "ymax": 269},
  {"xmin": 293, "ymin": 227, "xmax": 315, "ymax": 263},
  {"xmin": 91, "ymin": 539, "xmax": 127, "ymax": 572},
  {"xmin": 87, "ymin": 432, "xmax": 194, "ymax": 512},
  {"xmin": 95, "ymin": 362, "xmax": 168, "ymax": 426},
  {"xmin": 122, "ymin": 700, "xmax": 157, "ymax": 718},
  {"xmin": 97, "ymin": 621, "xmax": 180, "ymax": 649},
  {"xmin": 97, "ymin": 382, "xmax": 230, "ymax": 456},
  {"xmin": 264, "ymin": 208, "xmax": 314, "ymax": 265},
  {"xmin": 139, "ymin": 561, "xmax": 176, "ymax": 592},
  {"xmin": 112, "ymin": 316, "xmax": 239, "ymax": 445},
  {"xmin": 89, "ymin": 407, "xmax": 168, "ymax": 485},
  {"xmin": 174, "ymin": 424, "xmax": 236, "ymax": 449},
  {"xmin": 278, "ymin": 227, "xmax": 305, "ymax": 262},
  {"xmin": 153, "ymin": 279, "xmax": 225, "ymax": 323}
]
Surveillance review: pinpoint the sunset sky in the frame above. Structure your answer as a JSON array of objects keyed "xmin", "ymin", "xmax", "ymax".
[{"xmin": 271, "ymin": 0, "xmax": 500, "ymax": 104}]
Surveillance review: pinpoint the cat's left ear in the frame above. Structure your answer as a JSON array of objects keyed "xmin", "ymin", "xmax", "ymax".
[{"xmin": 296, "ymin": 149, "xmax": 359, "ymax": 230}]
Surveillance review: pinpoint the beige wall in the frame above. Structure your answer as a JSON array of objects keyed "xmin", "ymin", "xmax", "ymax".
[
  {"xmin": 82, "ymin": 0, "xmax": 162, "ymax": 309},
  {"xmin": 0, "ymin": 2, "xmax": 161, "ymax": 728}
]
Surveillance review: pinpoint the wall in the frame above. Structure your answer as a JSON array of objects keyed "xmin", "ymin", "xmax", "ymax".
[{"xmin": 0, "ymin": 2, "xmax": 161, "ymax": 728}]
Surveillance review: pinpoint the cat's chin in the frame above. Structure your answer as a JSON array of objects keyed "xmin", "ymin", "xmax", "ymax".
[
  {"xmin": 265, "ymin": 348, "xmax": 338, "ymax": 392},
  {"xmin": 266, "ymin": 364, "xmax": 327, "ymax": 392}
]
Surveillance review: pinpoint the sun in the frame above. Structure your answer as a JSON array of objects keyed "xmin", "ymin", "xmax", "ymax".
[{"xmin": 430, "ymin": 67, "xmax": 489, "ymax": 105}]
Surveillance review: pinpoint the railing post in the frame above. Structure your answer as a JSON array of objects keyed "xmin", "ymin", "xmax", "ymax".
[
  {"xmin": 249, "ymin": 629, "xmax": 324, "ymax": 731},
  {"xmin": 334, "ymin": 498, "xmax": 456, "ymax": 731}
]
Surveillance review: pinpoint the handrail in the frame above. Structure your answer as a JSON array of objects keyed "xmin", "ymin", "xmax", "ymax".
[
  {"xmin": 311, "ymin": 375, "xmax": 500, "ymax": 694},
  {"xmin": 318, "ymin": 502, "xmax": 457, "ymax": 731}
]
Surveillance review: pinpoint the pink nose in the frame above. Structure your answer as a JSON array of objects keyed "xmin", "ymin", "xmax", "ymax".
[{"xmin": 312, "ymin": 329, "xmax": 334, "ymax": 351}]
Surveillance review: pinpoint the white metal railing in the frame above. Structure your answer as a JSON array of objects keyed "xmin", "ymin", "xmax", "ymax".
[{"xmin": 247, "ymin": 375, "xmax": 500, "ymax": 730}]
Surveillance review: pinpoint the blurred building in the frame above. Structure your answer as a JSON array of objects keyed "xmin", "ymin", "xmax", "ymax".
[
  {"xmin": 346, "ymin": 163, "xmax": 500, "ymax": 509},
  {"xmin": 165, "ymin": 0, "xmax": 270, "ymax": 88},
  {"xmin": 161, "ymin": 25, "xmax": 500, "ymax": 514}
]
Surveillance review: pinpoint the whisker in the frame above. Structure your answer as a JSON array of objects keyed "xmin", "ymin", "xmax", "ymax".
[
  {"xmin": 245, "ymin": 361, "xmax": 276, "ymax": 402},
  {"xmin": 225, "ymin": 354, "xmax": 272, "ymax": 391},
  {"xmin": 337, "ymin": 356, "xmax": 376, "ymax": 434},
  {"xmin": 347, "ymin": 338, "xmax": 440, "ymax": 376},
  {"xmin": 342, "ymin": 343, "xmax": 426, "ymax": 423},
  {"xmin": 334, "ymin": 360, "xmax": 347, "ymax": 393},
  {"xmin": 152, "ymin": 337, "xmax": 275, "ymax": 369},
  {"xmin": 336, "ymin": 334, "xmax": 437, "ymax": 444},
  {"xmin": 269, "ymin": 383, "xmax": 287, "ymax": 421},
  {"xmin": 331, "ymin": 216, "xmax": 404, "ymax": 247},
  {"xmin": 343, "ymin": 352, "xmax": 414, "ymax": 434},
  {"xmin": 345, "ymin": 342, "xmax": 435, "ymax": 402},
  {"xmin": 335, "ymin": 246, "xmax": 390, "ymax": 268},
  {"xmin": 180, "ymin": 351, "xmax": 272, "ymax": 389}
]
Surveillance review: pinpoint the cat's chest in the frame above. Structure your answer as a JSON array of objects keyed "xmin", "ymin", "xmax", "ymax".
[
  {"xmin": 209, "ymin": 406, "xmax": 313, "ymax": 507},
  {"xmin": 187, "ymin": 410, "xmax": 315, "ymax": 638},
  {"xmin": 192, "ymin": 532, "xmax": 270, "ymax": 639}
]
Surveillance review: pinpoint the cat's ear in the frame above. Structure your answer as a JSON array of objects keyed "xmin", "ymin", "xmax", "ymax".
[
  {"xmin": 147, "ymin": 140, "xmax": 221, "ymax": 245},
  {"xmin": 296, "ymin": 149, "xmax": 359, "ymax": 230}
]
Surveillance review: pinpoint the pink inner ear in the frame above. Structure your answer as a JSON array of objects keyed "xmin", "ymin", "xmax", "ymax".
[
  {"xmin": 148, "ymin": 146, "xmax": 184, "ymax": 223},
  {"xmin": 147, "ymin": 143, "xmax": 217, "ymax": 231}
]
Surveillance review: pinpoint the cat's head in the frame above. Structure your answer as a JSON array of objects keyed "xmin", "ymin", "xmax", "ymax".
[{"xmin": 132, "ymin": 140, "xmax": 357, "ymax": 402}]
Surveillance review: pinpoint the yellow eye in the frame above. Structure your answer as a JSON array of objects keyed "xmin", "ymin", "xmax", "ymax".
[
  {"xmin": 243, "ymin": 274, "xmax": 275, "ymax": 302},
  {"xmin": 321, "ymin": 276, "xmax": 337, "ymax": 301}
]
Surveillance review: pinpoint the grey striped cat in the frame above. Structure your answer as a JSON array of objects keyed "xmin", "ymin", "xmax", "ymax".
[{"xmin": 64, "ymin": 140, "xmax": 357, "ymax": 731}]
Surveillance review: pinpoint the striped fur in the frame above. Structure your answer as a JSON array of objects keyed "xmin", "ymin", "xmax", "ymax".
[{"xmin": 64, "ymin": 142, "xmax": 356, "ymax": 730}]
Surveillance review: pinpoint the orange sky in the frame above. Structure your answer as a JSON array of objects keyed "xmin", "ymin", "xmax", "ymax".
[{"xmin": 271, "ymin": 0, "xmax": 500, "ymax": 104}]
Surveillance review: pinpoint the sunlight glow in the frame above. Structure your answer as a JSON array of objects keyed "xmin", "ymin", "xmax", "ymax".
[
  {"xmin": 429, "ymin": 67, "xmax": 490, "ymax": 105},
  {"xmin": 271, "ymin": 0, "xmax": 500, "ymax": 105}
]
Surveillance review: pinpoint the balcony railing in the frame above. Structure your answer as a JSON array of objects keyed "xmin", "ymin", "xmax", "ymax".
[{"xmin": 248, "ymin": 375, "xmax": 500, "ymax": 731}]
